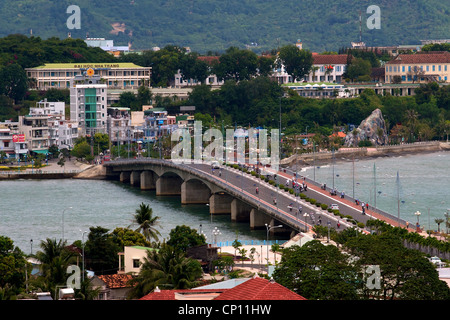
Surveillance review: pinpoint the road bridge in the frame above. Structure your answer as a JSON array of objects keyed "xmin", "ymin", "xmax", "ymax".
[{"xmin": 103, "ymin": 159, "xmax": 365, "ymax": 239}]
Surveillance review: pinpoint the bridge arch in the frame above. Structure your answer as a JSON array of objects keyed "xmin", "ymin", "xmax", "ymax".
[{"xmin": 181, "ymin": 178, "xmax": 212, "ymax": 204}]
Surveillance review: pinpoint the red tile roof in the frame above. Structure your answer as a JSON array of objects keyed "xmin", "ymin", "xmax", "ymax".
[
  {"xmin": 139, "ymin": 277, "xmax": 306, "ymax": 300},
  {"xmin": 97, "ymin": 274, "xmax": 134, "ymax": 289},
  {"xmin": 214, "ymin": 277, "xmax": 306, "ymax": 300},
  {"xmin": 386, "ymin": 51, "xmax": 450, "ymax": 64},
  {"xmin": 313, "ymin": 54, "xmax": 350, "ymax": 65},
  {"xmin": 197, "ymin": 56, "xmax": 220, "ymax": 65},
  {"xmin": 140, "ymin": 288, "xmax": 226, "ymax": 300}
]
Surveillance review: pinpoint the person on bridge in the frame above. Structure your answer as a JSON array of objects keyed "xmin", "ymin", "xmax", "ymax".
[{"xmin": 256, "ymin": 187, "xmax": 259, "ymax": 194}]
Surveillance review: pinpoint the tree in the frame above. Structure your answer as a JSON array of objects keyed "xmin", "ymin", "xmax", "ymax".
[
  {"xmin": 0, "ymin": 236, "xmax": 27, "ymax": 299},
  {"xmin": 131, "ymin": 203, "xmax": 161, "ymax": 243},
  {"xmin": 71, "ymin": 140, "xmax": 91, "ymax": 160},
  {"xmin": 34, "ymin": 238, "xmax": 77, "ymax": 297},
  {"xmin": 84, "ymin": 226, "xmax": 120, "ymax": 274},
  {"xmin": 213, "ymin": 47, "xmax": 259, "ymax": 82},
  {"xmin": 93, "ymin": 133, "xmax": 110, "ymax": 155},
  {"xmin": 343, "ymin": 233, "xmax": 450, "ymax": 300},
  {"xmin": 111, "ymin": 227, "xmax": 151, "ymax": 249},
  {"xmin": 273, "ymin": 241, "xmax": 360, "ymax": 300},
  {"xmin": 278, "ymin": 45, "xmax": 313, "ymax": 82},
  {"xmin": 346, "ymin": 58, "xmax": 372, "ymax": 82},
  {"xmin": 148, "ymin": 45, "xmax": 186, "ymax": 87},
  {"xmin": 257, "ymin": 55, "xmax": 275, "ymax": 77},
  {"xmin": 179, "ymin": 52, "xmax": 211, "ymax": 84},
  {"xmin": 127, "ymin": 243, "xmax": 202, "ymax": 298},
  {"xmin": 167, "ymin": 225, "xmax": 206, "ymax": 253},
  {"xmin": 0, "ymin": 63, "xmax": 28, "ymax": 104},
  {"xmin": 136, "ymin": 85, "xmax": 153, "ymax": 107}
]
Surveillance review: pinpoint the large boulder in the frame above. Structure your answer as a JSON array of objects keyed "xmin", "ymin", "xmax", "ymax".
[{"xmin": 344, "ymin": 108, "xmax": 388, "ymax": 147}]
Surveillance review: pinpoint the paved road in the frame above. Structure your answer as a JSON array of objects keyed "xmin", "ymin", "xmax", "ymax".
[{"xmin": 185, "ymin": 162, "xmax": 358, "ymax": 232}]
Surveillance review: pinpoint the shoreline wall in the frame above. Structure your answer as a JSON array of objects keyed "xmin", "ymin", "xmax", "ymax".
[{"xmin": 283, "ymin": 141, "xmax": 450, "ymax": 166}]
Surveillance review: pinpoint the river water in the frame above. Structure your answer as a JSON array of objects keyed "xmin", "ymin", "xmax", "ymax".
[
  {"xmin": 1, "ymin": 150, "xmax": 449, "ymax": 254},
  {"xmin": 299, "ymin": 150, "xmax": 450, "ymax": 232},
  {"xmin": 0, "ymin": 178, "xmax": 268, "ymax": 255}
]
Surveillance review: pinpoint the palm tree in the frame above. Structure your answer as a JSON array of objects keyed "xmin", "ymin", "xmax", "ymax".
[
  {"xmin": 132, "ymin": 203, "xmax": 161, "ymax": 242},
  {"xmin": 34, "ymin": 238, "xmax": 77, "ymax": 297},
  {"xmin": 405, "ymin": 109, "xmax": 419, "ymax": 142},
  {"xmin": 435, "ymin": 218, "xmax": 445, "ymax": 233},
  {"xmin": 127, "ymin": 243, "xmax": 202, "ymax": 298}
]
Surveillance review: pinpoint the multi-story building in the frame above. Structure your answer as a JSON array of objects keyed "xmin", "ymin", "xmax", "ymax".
[
  {"xmin": 0, "ymin": 122, "xmax": 29, "ymax": 160},
  {"xmin": 107, "ymin": 107, "xmax": 131, "ymax": 147},
  {"xmin": 273, "ymin": 54, "xmax": 350, "ymax": 84},
  {"xmin": 384, "ymin": 51, "xmax": 450, "ymax": 83},
  {"xmin": 70, "ymin": 74, "xmax": 108, "ymax": 136},
  {"xmin": 26, "ymin": 62, "xmax": 151, "ymax": 90},
  {"xmin": 17, "ymin": 113, "xmax": 50, "ymax": 155},
  {"xmin": 143, "ymin": 108, "xmax": 177, "ymax": 142}
]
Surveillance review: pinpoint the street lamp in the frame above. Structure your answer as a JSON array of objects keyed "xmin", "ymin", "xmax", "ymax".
[
  {"xmin": 80, "ymin": 230, "xmax": 87, "ymax": 282},
  {"xmin": 212, "ymin": 227, "xmax": 221, "ymax": 246},
  {"xmin": 62, "ymin": 206, "xmax": 72, "ymax": 243},
  {"xmin": 414, "ymin": 211, "xmax": 421, "ymax": 231},
  {"xmin": 303, "ymin": 212, "xmax": 310, "ymax": 233},
  {"xmin": 265, "ymin": 224, "xmax": 282, "ymax": 273}
]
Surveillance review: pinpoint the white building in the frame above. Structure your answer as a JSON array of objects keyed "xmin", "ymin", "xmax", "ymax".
[
  {"xmin": 30, "ymin": 99, "xmax": 78, "ymax": 150},
  {"xmin": 107, "ymin": 107, "xmax": 131, "ymax": 147},
  {"xmin": 26, "ymin": 62, "xmax": 151, "ymax": 90},
  {"xmin": 70, "ymin": 74, "xmax": 108, "ymax": 136},
  {"xmin": 273, "ymin": 54, "xmax": 350, "ymax": 84},
  {"xmin": 118, "ymin": 246, "xmax": 154, "ymax": 275}
]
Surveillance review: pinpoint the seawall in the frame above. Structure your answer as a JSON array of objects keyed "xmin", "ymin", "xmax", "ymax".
[{"xmin": 282, "ymin": 141, "xmax": 450, "ymax": 166}]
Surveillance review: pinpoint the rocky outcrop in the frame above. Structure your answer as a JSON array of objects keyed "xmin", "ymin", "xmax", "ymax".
[{"xmin": 344, "ymin": 108, "xmax": 388, "ymax": 147}]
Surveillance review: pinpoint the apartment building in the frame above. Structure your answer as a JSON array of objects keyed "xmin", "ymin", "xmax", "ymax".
[
  {"xmin": 107, "ymin": 107, "xmax": 131, "ymax": 147},
  {"xmin": 30, "ymin": 100, "xmax": 78, "ymax": 150},
  {"xmin": 70, "ymin": 74, "xmax": 108, "ymax": 136},
  {"xmin": 384, "ymin": 51, "xmax": 450, "ymax": 83},
  {"xmin": 26, "ymin": 62, "xmax": 151, "ymax": 90}
]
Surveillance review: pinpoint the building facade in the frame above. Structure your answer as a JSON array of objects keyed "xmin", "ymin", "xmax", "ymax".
[
  {"xmin": 385, "ymin": 51, "xmax": 450, "ymax": 83},
  {"xmin": 70, "ymin": 75, "xmax": 108, "ymax": 136},
  {"xmin": 26, "ymin": 63, "xmax": 151, "ymax": 90},
  {"xmin": 273, "ymin": 54, "xmax": 350, "ymax": 84}
]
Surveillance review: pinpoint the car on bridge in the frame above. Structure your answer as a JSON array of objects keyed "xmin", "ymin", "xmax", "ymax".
[
  {"xmin": 429, "ymin": 256, "xmax": 444, "ymax": 267},
  {"xmin": 211, "ymin": 161, "xmax": 220, "ymax": 169},
  {"xmin": 330, "ymin": 204, "xmax": 339, "ymax": 210}
]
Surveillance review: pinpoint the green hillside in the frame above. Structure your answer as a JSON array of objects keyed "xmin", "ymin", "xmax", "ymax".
[{"xmin": 1, "ymin": 0, "xmax": 449, "ymax": 53}]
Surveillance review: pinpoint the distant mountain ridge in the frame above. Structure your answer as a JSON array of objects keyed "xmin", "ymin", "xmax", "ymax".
[{"xmin": 1, "ymin": 0, "xmax": 449, "ymax": 53}]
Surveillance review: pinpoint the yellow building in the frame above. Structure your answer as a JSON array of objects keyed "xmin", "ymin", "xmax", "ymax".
[
  {"xmin": 26, "ymin": 62, "xmax": 151, "ymax": 90},
  {"xmin": 385, "ymin": 51, "xmax": 450, "ymax": 83}
]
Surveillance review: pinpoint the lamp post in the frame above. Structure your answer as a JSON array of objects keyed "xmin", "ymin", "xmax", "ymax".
[
  {"xmin": 30, "ymin": 239, "xmax": 33, "ymax": 256},
  {"xmin": 414, "ymin": 210, "xmax": 421, "ymax": 232},
  {"xmin": 265, "ymin": 224, "xmax": 282, "ymax": 273},
  {"xmin": 212, "ymin": 227, "xmax": 221, "ymax": 246},
  {"xmin": 62, "ymin": 206, "xmax": 72, "ymax": 243},
  {"xmin": 303, "ymin": 212, "xmax": 310, "ymax": 233},
  {"xmin": 81, "ymin": 230, "xmax": 87, "ymax": 282}
]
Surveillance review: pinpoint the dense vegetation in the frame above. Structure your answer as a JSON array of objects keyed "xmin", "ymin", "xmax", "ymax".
[{"xmin": 1, "ymin": 0, "xmax": 449, "ymax": 53}]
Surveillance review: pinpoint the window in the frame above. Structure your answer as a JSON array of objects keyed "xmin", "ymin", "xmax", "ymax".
[
  {"xmin": 133, "ymin": 259, "xmax": 140, "ymax": 268},
  {"xmin": 426, "ymin": 66, "xmax": 429, "ymax": 71},
  {"xmin": 402, "ymin": 66, "xmax": 405, "ymax": 72},
  {"xmin": 432, "ymin": 65, "xmax": 435, "ymax": 71}
]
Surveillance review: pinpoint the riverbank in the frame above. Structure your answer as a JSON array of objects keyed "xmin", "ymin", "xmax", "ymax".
[{"xmin": 283, "ymin": 141, "xmax": 450, "ymax": 166}]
